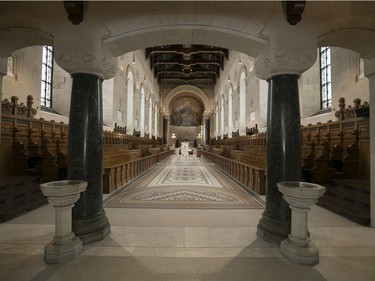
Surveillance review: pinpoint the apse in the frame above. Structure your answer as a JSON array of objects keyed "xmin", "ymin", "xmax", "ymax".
[{"xmin": 169, "ymin": 95, "xmax": 204, "ymax": 127}]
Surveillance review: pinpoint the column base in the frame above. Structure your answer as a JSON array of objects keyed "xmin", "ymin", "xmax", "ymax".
[
  {"xmin": 280, "ymin": 238, "xmax": 319, "ymax": 265},
  {"xmin": 257, "ymin": 215, "xmax": 290, "ymax": 245},
  {"xmin": 73, "ymin": 212, "xmax": 111, "ymax": 245},
  {"xmin": 44, "ymin": 236, "xmax": 82, "ymax": 264}
]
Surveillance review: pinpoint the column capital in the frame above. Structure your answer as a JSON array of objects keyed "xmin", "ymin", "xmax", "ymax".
[
  {"xmin": 160, "ymin": 110, "xmax": 170, "ymax": 118},
  {"xmin": 55, "ymin": 46, "xmax": 118, "ymax": 80},
  {"xmin": 254, "ymin": 39, "xmax": 317, "ymax": 80},
  {"xmin": 203, "ymin": 111, "xmax": 212, "ymax": 119}
]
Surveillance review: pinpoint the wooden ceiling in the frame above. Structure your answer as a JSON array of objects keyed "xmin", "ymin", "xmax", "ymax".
[{"xmin": 145, "ymin": 44, "xmax": 228, "ymax": 89}]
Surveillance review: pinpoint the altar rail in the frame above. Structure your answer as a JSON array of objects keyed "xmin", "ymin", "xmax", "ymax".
[
  {"xmin": 103, "ymin": 149, "xmax": 174, "ymax": 193},
  {"xmin": 201, "ymin": 150, "xmax": 265, "ymax": 195}
]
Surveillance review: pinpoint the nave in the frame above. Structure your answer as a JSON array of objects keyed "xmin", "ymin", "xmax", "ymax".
[{"xmin": 1, "ymin": 155, "xmax": 375, "ymax": 280}]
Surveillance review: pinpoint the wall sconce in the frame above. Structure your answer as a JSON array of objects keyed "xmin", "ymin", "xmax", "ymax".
[{"xmin": 171, "ymin": 133, "xmax": 176, "ymax": 139}]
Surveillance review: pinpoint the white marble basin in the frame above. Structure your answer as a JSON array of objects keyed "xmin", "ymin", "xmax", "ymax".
[
  {"xmin": 40, "ymin": 180, "xmax": 87, "ymax": 197},
  {"xmin": 277, "ymin": 181, "xmax": 326, "ymax": 200}
]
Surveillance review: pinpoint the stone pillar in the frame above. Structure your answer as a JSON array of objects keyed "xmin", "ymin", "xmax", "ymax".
[
  {"xmin": 364, "ymin": 58, "xmax": 375, "ymax": 228},
  {"xmin": 205, "ymin": 116, "xmax": 210, "ymax": 145},
  {"xmin": 254, "ymin": 35, "xmax": 317, "ymax": 244},
  {"xmin": 55, "ymin": 46, "xmax": 117, "ymax": 244},
  {"xmin": 163, "ymin": 116, "xmax": 169, "ymax": 145}
]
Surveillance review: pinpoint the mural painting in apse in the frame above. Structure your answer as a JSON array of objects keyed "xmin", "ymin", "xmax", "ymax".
[{"xmin": 170, "ymin": 96, "xmax": 203, "ymax": 127}]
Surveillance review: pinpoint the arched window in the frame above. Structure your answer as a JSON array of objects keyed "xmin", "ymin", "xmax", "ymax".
[
  {"xmin": 320, "ymin": 47, "xmax": 332, "ymax": 109},
  {"xmin": 215, "ymin": 104, "xmax": 219, "ymax": 139},
  {"xmin": 228, "ymin": 85, "xmax": 233, "ymax": 137},
  {"xmin": 148, "ymin": 96, "xmax": 153, "ymax": 138},
  {"xmin": 140, "ymin": 85, "xmax": 145, "ymax": 137},
  {"xmin": 127, "ymin": 71, "xmax": 134, "ymax": 133},
  {"xmin": 41, "ymin": 45, "xmax": 54, "ymax": 108},
  {"xmin": 221, "ymin": 95, "xmax": 225, "ymax": 138},
  {"xmin": 154, "ymin": 102, "xmax": 158, "ymax": 138},
  {"xmin": 239, "ymin": 71, "xmax": 246, "ymax": 135}
]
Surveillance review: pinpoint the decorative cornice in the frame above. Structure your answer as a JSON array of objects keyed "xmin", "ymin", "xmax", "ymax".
[
  {"xmin": 254, "ymin": 42, "xmax": 316, "ymax": 80},
  {"xmin": 55, "ymin": 47, "xmax": 118, "ymax": 79}
]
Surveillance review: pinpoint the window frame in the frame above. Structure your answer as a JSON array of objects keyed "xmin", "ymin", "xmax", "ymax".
[
  {"xmin": 319, "ymin": 47, "xmax": 332, "ymax": 110},
  {"xmin": 41, "ymin": 45, "xmax": 54, "ymax": 108}
]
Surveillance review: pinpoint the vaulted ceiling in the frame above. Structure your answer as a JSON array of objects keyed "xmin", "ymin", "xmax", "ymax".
[{"xmin": 145, "ymin": 44, "xmax": 228, "ymax": 89}]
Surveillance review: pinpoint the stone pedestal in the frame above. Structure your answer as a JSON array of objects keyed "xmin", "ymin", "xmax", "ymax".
[
  {"xmin": 40, "ymin": 180, "xmax": 87, "ymax": 264},
  {"xmin": 277, "ymin": 181, "xmax": 326, "ymax": 265}
]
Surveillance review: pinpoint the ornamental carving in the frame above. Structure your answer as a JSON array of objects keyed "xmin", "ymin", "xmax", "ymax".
[
  {"xmin": 55, "ymin": 47, "xmax": 118, "ymax": 79},
  {"xmin": 335, "ymin": 97, "xmax": 369, "ymax": 121},
  {"xmin": 254, "ymin": 43, "xmax": 316, "ymax": 80}
]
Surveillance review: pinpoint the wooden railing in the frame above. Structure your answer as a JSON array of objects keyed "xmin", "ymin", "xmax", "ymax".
[
  {"xmin": 201, "ymin": 150, "xmax": 265, "ymax": 195},
  {"xmin": 103, "ymin": 149, "xmax": 174, "ymax": 193}
]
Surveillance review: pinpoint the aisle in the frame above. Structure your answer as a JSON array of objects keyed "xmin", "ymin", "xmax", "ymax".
[{"xmin": 103, "ymin": 155, "xmax": 264, "ymax": 209}]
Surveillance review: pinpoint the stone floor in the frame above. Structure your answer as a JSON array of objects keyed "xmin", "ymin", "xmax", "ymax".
[
  {"xmin": 1, "ymin": 157, "xmax": 375, "ymax": 280},
  {"xmin": 1, "ymin": 204, "xmax": 375, "ymax": 281}
]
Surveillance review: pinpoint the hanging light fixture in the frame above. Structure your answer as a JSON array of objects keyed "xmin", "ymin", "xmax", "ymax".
[{"xmin": 132, "ymin": 52, "xmax": 136, "ymax": 64}]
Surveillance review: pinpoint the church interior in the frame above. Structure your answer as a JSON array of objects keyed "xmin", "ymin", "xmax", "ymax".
[{"xmin": 0, "ymin": 1, "xmax": 375, "ymax": 280}]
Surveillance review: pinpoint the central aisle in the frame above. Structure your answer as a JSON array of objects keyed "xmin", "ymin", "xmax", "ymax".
[{"xmin": 104, "ymin": 155, "xmax": 264, "ymax": 209}]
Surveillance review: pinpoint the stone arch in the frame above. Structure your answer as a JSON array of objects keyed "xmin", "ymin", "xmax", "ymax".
[
  {"xmin": 162, "ymin": 85, "xmax": 211, "ymax": 116},
  {"xmin": 126, "ymin": 66, "xmax": 135, "ymax": 133},
  {"xmin": 238, "ymin": 67, "xmax": 247, "ymax": 135}
]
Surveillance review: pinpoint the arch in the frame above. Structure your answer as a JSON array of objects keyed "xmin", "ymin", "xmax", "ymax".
[
  {"xmin": 215, "ymin": 103, "xmax": 219, "ymax": 139},
  {"xmin": 163, "ymin": 85, "xmax": 211, "ymax": 116},
  {"xmin": 239, "ymin": 70, "xmax": 247, "ymax": 135},
  {"xmin": 140, "ymin": 84, "xmax": 146, "ymax": 137},
  {"xmin": 221, "ymin": 95, "xmax": 225, "ymax": 138},
  {"xmin": 1, "ymin": 2, "xmax": 375, "ymax": 62},
  {"xmin": 228, "ymin": 85, "xmax": 233, "ymax": 138},
  {"xmin": 105, "ymin": 25, "xmax": 267, "ymax": 59},
  {"xmin": 154, "ymin": 101, "xmax": 159, "ymax": 138},
  {"xmin": 148, "ymin": 95, "xmax": 153, "ymax": 138},
  {"xmin": 126, "ymin": 68, "xmax": 135, "ymax": 133},
  {"xmin": 318, "ymin": 28, "xmax": 375, "ymax": 59},
  {"xmin": 0, "ymin": 27, "xmax": 53, "ymax": 58}
]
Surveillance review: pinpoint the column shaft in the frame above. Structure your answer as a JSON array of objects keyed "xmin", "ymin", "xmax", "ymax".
[
  {"xmin": 257, "ymin": 74, "xmax": 301, "ymax": 244},
  {"xmin": 163, "ymin": 117, "xmax": 168, "ymax": 145},
  {"xmin": 68, "ymin": 73, "xmax": 110, "ymax": 244},
  {"xmin": 205, "ymin": 117, "xmax": 210, "ymax": 145}
]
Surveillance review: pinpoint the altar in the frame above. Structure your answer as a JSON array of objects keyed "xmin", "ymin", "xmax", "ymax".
[{"xmin": 175, "ymin": 141, "xmax": 197, "ymax": 157}]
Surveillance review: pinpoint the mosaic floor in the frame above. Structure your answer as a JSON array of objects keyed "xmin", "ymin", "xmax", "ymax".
[{"xmin": 104, "ymin": 155, "xmax": 265, "ymax": 209}]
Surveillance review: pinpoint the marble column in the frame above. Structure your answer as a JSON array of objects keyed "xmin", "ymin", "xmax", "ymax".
[
  {"xmin": 254, "ymin": 36, "xmax": 317, "ymax": 245},
  {"xmin": 55, "ymin": 46, "xmax": 117, "ymax": 244},
  {"xmin": 364, "ymin": 58, "xmax": 375, "ymax": 228},
  {"xmin": 257, "ymin": 74, "xmax": 301, "ymax": 243},
  {"xmin": 68, "ymin": 73, "xmax": 110, "ymax": 244},
  {"xmin": 163, "ymin": 116, "xmax": 168, "ymax": 145},
  {"xmin": 205, "ymin": 116, "xmax": 210, "ymax": 145}
]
